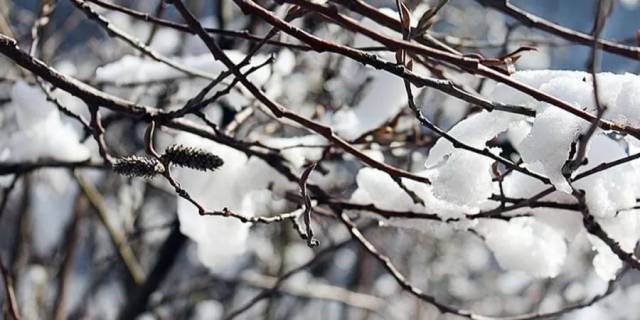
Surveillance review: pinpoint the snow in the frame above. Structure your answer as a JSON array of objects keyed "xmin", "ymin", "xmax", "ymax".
[
  {"xmin": 519, "ymin": 107, "xmax": 586, "ymax": 193},
  {"xmin": 575, "ymin": 135, "xmax": 638, "ymax": 218},
  {"xmin": 191, "ymin": 300, "xmax": 224, "ymax": 320},
  {"xmin": 612, "ymin": 76, "xmax": 640, "ymax": 127},
  {"xmin": 273, "ymin": 48, "xmax": 296, "ymax": 75},
  {"xmin": 96, "ymin": 52, "xmax": 271, "ymax": 86},
  {"xmin": 425, "ymin": 111, "xmax": 524, "ymax": 165},
  {"xmin": 3, "ymin": 4, "xmax": 640, "ymax": 313},
  {"xmin": 329, "ymin": 8, "xmax": 419, "ymax": 140},
  {"xmin": 417, "ymin": 70, "xmax": 640, "ymax": 280},
  {"xmin": 620, "ymin": 0, "xmax": 640, "ymax": 8},
  {"xmin": 429, "ymin": 150, "xmax": 495, "ymax": 205},
  {"xmin": 350, "ymin": 167, "xmax": 476, "ymax": 224},
  {"xmin": 477, "ymin": 217, "xmax": 567, "ymax": 278},
  {"xmin": 423, "ymin": 111, "xmax": 526, "ymax": 205},
  {"xmin": 16, "ymin": 265, "xmax": 48, "ymax": 320},
  {"xmin": 171, "ymin": 132, "xmax": 292, "ymax": 272},
  {"xmin": 4, "ymin": 2, "xmax": 640, "ymax": 317},
  {"xmin": 589, "ymin": 210, "xmax": 640, "ymax": 280},
  {"xmin": 29, "ymin": 171, "xmax": 79, "ymax": 257},
  {"xmin": 352, "ymin": 167, "xmax": 421, "ymax": 212},
  {"xmin": 261, "ymin": 135, "xmax": 326, "ymax": 168},
  {"xmin": 0, "ymin": 81, "xmax": 91, "ymax": 162},
  {"xmin": 517, "ymin": 77, "xmax": 597, "ymax": 192}
]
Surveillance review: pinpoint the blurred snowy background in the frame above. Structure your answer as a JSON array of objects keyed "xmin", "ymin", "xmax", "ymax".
[{"xmin": 1, "ymin": 0, "xmax": 640, "ymax": 319}]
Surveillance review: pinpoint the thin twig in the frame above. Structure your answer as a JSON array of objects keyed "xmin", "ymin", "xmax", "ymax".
[
  {"xmin": 74, "ymin": 171, "xmax": 146, "ymax": 285},
  {"xmin": 299, "ymin": 162, "xmax": 319, "ymax": 247},
  {"xmin": 0, "ymin": 256, "xmax": 21, "ymax": 320},
  {"xmin": 0, "ymin": 174, "xmax": 20, "ymax": 220},
  {"xmin": 224, "ymin": 237, "xmax": 354, "ymax": 320},
  {"xmin": 476, "ymin": 0, "xmax": 640, "ymax": 60},
  {"xmin": 69, "ymin": 0, "xmax": 218, "ymax": 80},
  {"xmin": 171, "ymin": 0, "xmax": 432, "ymax": 185}
]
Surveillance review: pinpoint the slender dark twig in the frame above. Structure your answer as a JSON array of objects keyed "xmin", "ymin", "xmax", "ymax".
[{"xmin": 0, "ymin": 256, "xmax": 21, "ymax": 320}]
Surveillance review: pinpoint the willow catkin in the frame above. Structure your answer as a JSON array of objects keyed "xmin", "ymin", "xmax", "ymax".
[
  {"xmin": 162, "ymin": 144, "xmax": 224, "ymax": 171},
  {"xmin": 113, "ymin": 155, "xmax": 165, "ymax": 178}
]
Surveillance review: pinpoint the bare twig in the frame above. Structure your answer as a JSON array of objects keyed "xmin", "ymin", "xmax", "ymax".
[
  {"xmin": 69, "ymin": 0, "xmax": 219, "ymax": 80},
  {"xmin": 74, "ymin": 171, "xmax": 146, "ymax": 285},
  {"xmin": 0, "ymin": 256, "xmax": 21, "ymax": 320},
  {"xmin": 224, "ymin": 237, "xmax": 354, "ymax": 320},
  {"xmin": 336, "ymin": 210, "xmax": 491, "ymax": 319},
  {"xmin": 0, "ymin": 174, "xmax": 20, "ymax": 220},
  {"xmin": 171, "ymin": 0, "xmax": 432, "ymax": 185},
  {"xmin": 476, "ymin": 0, "xmax": 640, "ymax": 60},
  {"xmin": 299, "ymin": 162, "xmax": 318, "ymax": 247}
]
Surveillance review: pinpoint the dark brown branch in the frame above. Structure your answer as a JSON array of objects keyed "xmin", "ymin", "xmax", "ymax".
[
  {"xmin": 86, "ymin": 0, "xmax": 390, "ymax": 52},
  {"xmin": 171, "ymin": 0, "xmax": 432, "ymax": 185},
  {"xmin": 278, "ymin": 0, "xmax": 640, "ymax": 138},
  {"xmin": 476, "ymin": 0, "xmax": 640, "ymax": 60},
  {"xmin": 0, "ymin": 32, "xmax": 429, "ymax": 186},
  {"xmin": 0, "ymin": 34, "xmax": 155, "ymax": 116},
  {"xmin": 0, "ymin": 160, "xmax": 104, "ymax": 176},
  {"xmin": 573, "ymin": 189, "xmax": 640, "ymax": 271}
]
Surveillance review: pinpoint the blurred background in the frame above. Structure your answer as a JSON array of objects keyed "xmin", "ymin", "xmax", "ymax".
[{"xmin": 1, "ymin": 1, "xmax": 640, "ymax": 319}]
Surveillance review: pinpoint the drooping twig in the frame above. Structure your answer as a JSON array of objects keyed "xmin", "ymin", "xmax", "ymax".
[
  {"xmin": 299, "ymin": 162, "xmax": 319, "ymax": 247},
  {"xmin": 562, "ymin": 0, "xmax": 609, "ymax": 178}
]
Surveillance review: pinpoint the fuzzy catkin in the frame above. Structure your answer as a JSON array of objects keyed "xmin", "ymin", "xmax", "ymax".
[
  {"xmin": 162, "ymin": 144, "xmax": 224, "ymax": 171},
  {"xmin": 113, "ymin": 155, "xmax": 165, "ymax": 178}
]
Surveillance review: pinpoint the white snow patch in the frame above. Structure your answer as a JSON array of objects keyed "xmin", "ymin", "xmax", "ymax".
[{"xmin": 478, "ymin": 217, "xmax": 567, "ymax": 278}]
